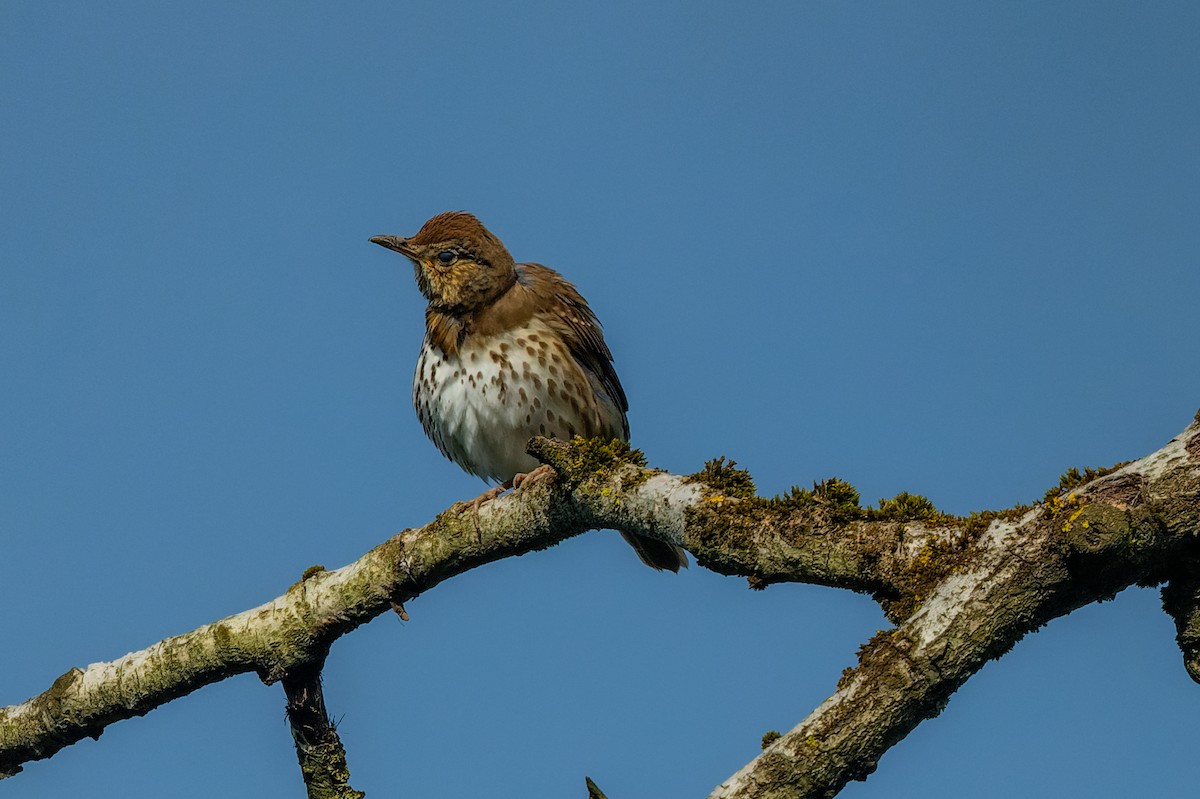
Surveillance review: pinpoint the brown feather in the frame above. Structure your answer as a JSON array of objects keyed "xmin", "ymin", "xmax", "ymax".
[
  {"xmin": 620, "ymin": 531, "xmax": 688, "ymax": 572},
  {"xmin": 407, "ymin": 211, "xmax": 515, "ymax": 272},
  {"xmin": 515, "ymin": 263, "xmax": 629, "ymax": 427},
  {"xmin": 433, "ymin": 262, "xmax": 630, "ymax": 438},
  {"xmin": 424, "ymin": 307, "xmax": 465, "ymax": 358}
]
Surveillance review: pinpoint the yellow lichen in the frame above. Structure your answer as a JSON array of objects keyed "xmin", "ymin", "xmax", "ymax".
[{"xmin": 1047, "ymin": 491, "xmax": 1086, "ymax": 532}]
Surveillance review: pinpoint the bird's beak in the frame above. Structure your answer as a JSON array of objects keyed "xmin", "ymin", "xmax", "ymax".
[{"xmin": 369, "ymin": 235, "xmax": 418, "ymax": 258}]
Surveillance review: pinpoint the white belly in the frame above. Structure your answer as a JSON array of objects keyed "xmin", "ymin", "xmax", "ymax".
[{"xmin": 412, "ymin": 324, "xmax": 623, "ymax": 482}]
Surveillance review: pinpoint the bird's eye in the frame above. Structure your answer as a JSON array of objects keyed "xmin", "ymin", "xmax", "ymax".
[{"xmin": 436, "ymin": 251, "xmax": 457, "ymax": 264}]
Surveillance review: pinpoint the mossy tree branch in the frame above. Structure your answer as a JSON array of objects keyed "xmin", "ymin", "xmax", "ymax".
[
  {"xmin": 282, "ymin": 667, "xmax": 364, "ymax": 799},
  {"xmin": 1160, "ymin": 415, "xmax": 1200, "ymax": 686},
  {"xmin": 2, "ymin": 415, "xmax": 1199, "ymax": 798},
  {"xmin": 1161, "ymin": 570, "xmax": 1200, "ymax": 684},
  {"xmin": 711, "ymin": 415, "xmax": 1200, "ymax": 798}
]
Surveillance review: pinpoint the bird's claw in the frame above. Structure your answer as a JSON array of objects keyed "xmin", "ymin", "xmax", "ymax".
[
  {"xmin": 512, "ymin": 464, "xmax": 555, "ymax": 491},
  {"xmin": 453, "ymin": 466, "xmax": 555, "ymax": 540},
  {"xmin": 456, "ymin": 484, "xmax": 508, "ymax": 515},
  {"xmin": 455, "ymin": 482, "xmax": 511, "ymax": 541}
]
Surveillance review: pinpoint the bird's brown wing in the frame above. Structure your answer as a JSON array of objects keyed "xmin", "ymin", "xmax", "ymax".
[
  {"xmin": 516, "ymin": 263, "xmax": 629, "ymax": 430},
  {"xmin": 517, "ymin": 263, "xmax": 685, "ymax": 572}
]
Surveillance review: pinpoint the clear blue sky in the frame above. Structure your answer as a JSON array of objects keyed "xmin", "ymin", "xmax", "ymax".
[{"xmin": 3, "ymin": 2, "xmax": 1199, "ymax": 797}]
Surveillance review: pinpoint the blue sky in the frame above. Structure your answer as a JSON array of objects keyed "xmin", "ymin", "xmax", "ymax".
[{"xmin": 3, "ymin": 2, "xmax": 1199, "ymax": 797}]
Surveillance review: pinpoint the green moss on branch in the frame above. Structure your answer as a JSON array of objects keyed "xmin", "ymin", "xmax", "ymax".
[{"xmin": 526, "ymin": 436, "xmax": 649, "ymax": 491}]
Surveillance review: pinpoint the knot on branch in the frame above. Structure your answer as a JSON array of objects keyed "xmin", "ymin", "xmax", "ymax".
[
  {"xmin": 1054, "ymin": 503, "xmax": 1142, "ymax": 554},
  {"xmin": 1049, "ymin": 494, "xmax": 1170, "ymax": 597},
  {"xmin": 1032, "ymin": 462, "xmax": 1181, "ymax": 599}
]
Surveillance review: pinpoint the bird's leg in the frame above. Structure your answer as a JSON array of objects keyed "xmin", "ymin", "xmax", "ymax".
[
  {"xmin": 453, "ymin": 466, "xmax": 554, "ymax": 537},
  {"xmin": 456, "ymin": 464, "xmax": 553, "ymax": 514}
]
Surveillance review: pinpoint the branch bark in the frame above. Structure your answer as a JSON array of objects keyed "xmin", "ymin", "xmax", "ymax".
[
  {"xmin": 282, "ymin": 668, "xmax": 364, "ymax": 799},
  {"xmin": 1, "ymin": 416, "xmax": 1198, "ymax": 797},
  {"xmin": 711, "ymin": 415, "xmax": 1200, "ymax": 798}
]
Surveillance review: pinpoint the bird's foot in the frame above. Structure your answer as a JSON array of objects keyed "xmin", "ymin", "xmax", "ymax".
[
  {"xmin": 452, "ymin": 467, "xmax": 554, "ymax": 539},
  {"xmin": 512, "ymin": 464, "xmax": 555, "ymax": 491},
  {"xmin": 456, "ymin": 483, "xmax": 509, "ymax": 514},
  {"xmin": 454, "ymin": 481, "xmax": 512, "ymax": 541}
]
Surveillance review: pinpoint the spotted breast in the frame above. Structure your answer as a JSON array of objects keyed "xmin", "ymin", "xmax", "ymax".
[{"xmin": 413, "ymin": 269, "xmax": 628, "ymax": 482}]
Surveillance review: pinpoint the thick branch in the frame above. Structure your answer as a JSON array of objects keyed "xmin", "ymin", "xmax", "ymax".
[
  {"xmin": 0, "ymin": 477, "xmax": 591, "ymax": 777},
  {"xmin": 1, "ymin": 420, "xmax": 1197, "ymax": 796},
  {"xmin": 710, "ymin": 417, "xmax": 1200, "ymax": 798},
  {"xmin": 1161, "ymin": 422, "xmax": 1200, "ymax": 684},
  {"xmin": 0, "ymin": 440, "xmax": 909, "ymax": 777},
  {"xmin": 1162, "ymin": 567, "xmax": 1200, "ymax": 684}
]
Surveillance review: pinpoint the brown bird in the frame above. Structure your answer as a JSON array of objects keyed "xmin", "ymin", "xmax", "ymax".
[{"xmin": 370, "ymin": 211, "xmax": 687, "ymax": 572}]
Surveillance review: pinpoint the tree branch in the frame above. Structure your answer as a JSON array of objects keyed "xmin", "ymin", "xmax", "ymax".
[
  {"xmin": 0, "ymin": 471, "xmax": 594, "ymax": 778},
  {"xmin": 282, "ymin": 667, "xmax": 364, "ymax": 799},
  {"xmin": 710, "ymin": 415, "xmax": 1200, "ymax": 798},
  {"xmin": 1, "ymin": 418, "xmax": 1197, "ymax": 797}
]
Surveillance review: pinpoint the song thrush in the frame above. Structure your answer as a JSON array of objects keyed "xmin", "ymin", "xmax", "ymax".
[{"xmin": 370, "ymin": 211, "xmax": 687, "ymax": 572}]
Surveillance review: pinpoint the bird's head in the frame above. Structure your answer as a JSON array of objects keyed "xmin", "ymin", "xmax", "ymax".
[{"xmin": 370, "ymin": 212, "xmax": 518, "ymax": 315}]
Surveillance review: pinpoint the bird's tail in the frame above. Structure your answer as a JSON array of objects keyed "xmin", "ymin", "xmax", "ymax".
[{"xmin": 620, "ymin": 532, "xmax": 689, "ymax": 572}]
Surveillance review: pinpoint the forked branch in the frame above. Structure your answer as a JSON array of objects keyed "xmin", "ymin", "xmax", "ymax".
[{"xmin": 2, "ymin": 414, "xmax": 1198, "ymax": 798}]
